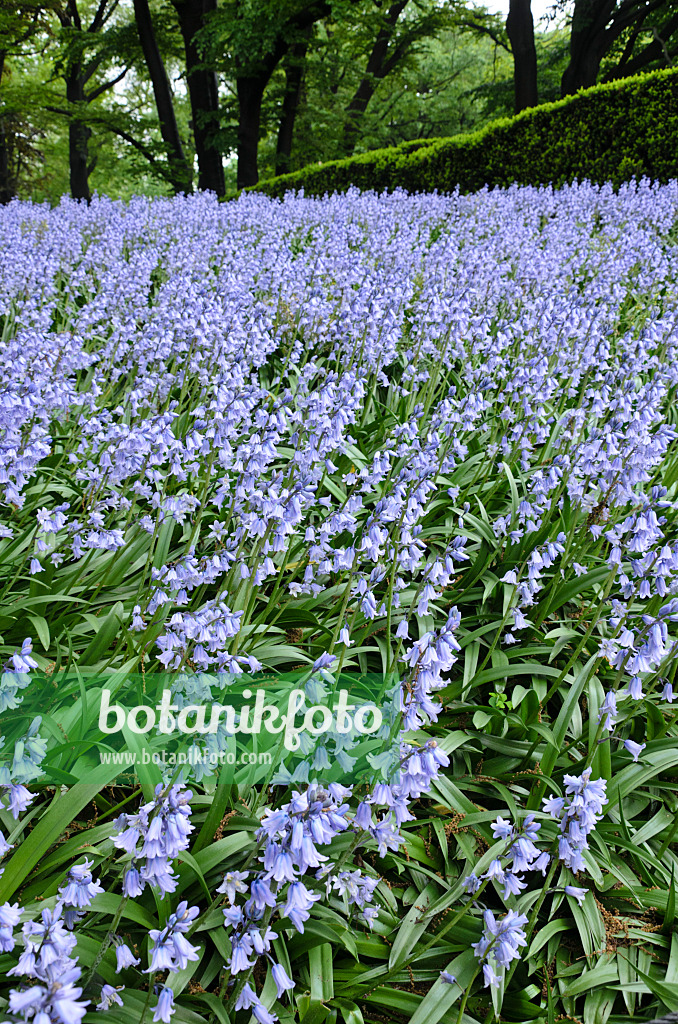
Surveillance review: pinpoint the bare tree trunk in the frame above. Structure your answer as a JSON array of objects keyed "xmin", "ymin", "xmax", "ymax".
[
  {"xmin": 506, "ymin": 0, "xmax": 538, "ymax": 112},
  {"xmin": 275, "ymin": 32, "xmax": 310, "ymax": 177},
  {"xmin": 171, "ymin": 0, "xmax": 224, "ymax": 196},
  {"xmin": 66, "ymin": 65, "xmax": 91, "ymax": 201},
  {"xmin": 235, "ymin": 36, "xmax": 288, "ymax": 188},
  {"xmin": 561, "ymin": 41, "xmax": 606, "ymax": 94},
  {"xmin": 133, "ymin": 0, "xmax": 192, "ymax": 192}
]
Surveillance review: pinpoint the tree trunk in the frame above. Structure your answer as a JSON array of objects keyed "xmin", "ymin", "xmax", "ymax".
[
  {"xmin": 0, "ymin": 119, "xmax": 12, "ymax": 205},
  {"xmin": 133, "ymin": 0, "xmax": 192, "ymax": 192},
  {"xmin": 343, "ymin": 78, "xmax": 377, "ymax": 158},
  {"xmin": 561, "ymin": 42, "xmax": 605, "ymax": 94},
  {"xmin": 171, "ymin": 0, "xmax": 224, "ymax": 196},
  {"xmin": 561, "ymin": 0, "xmax": 611, "ymax": 95},
  {"xmin": 237, "ymin": 75, "xmax": 267, "ymax": 188},
  {"xmin": 236, "ymin": 35, "xmax": 290, "ymax": 188},
  {"xmin": 234, "ymin": 0, "xmax": 329, "ymax": 187},
  {"xmin": 275, "ymin": 33, "xmax": 310, "ymax": 177},
  {"xmin": 506, "ymin": 0, "xmax": 538, "ymax": 112},
  {"xmin": 342, "ymin": 0, "xmax": 409, "ymax": 157},
  {"xmin": 0, "ymin": 52, "xmax": 12, "ymax": 204},
  {"xmin": 66, "ymin": 66, "xmax": 91, "ymax": 201}
]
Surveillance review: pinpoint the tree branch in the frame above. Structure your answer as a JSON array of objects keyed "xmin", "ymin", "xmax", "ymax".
[
  {"xmin": 88, "ymin": 0, "xmax": 115, "ymax": 34},
  {"xmin": 604, "ymin": 8, "xmax": 678, "ymax": 77},
  {"xmin": 602, "ymin": 0, "xmax": 667, "ymax": 44},
  {"xmin": 86, "ymin": 65, "xmax": 127, "ymax": 100},
  {"xmin": 455, "ymin": 17, "xmax": 511, "ymax": 52},
  {"xmin": 47, "ymin": 103, "xmax": 172, "ymax": 180},
  {"xmin": 66, "ymin": 0, "xmax": 82, "ymax": 31},
  {"xmin": 652, "ymin": 23, "xmax": 675, "ymax": 64},
  {"xmin": 289, "ymin": 0, "xmax": 332, "ymax": 34},
  {"xmin": 82, "ymin": 49, "xmax": 108, "ymax": 83}
]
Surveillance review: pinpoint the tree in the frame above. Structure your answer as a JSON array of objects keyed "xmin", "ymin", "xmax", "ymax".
[
  {"xmin": 602, "ymin": 1, "xmax": 678, "ymax": 80},
  {"xmin": 0, "ymin": 1, "xmax": 56, "ymax": 202},
  {"xmin": 259, "ymin": 1, "xmax": 515, "ymax": 175},
  {"xmin": 560, "ymin": 0, "xmax": 677, "ymax": 96},
  {"xmin": 169, "ymin": 0, "xmax": 223, "ymax": 195},
  {"xmin": 336, "ymin": 28, "xmax": 511, "ymax": 147},
  {"xmin": 0, "ymin": 0, "xmax": 591, "ymax": 199},
  {"xmin": 342, "ymin": 0, "xmax": 456, "ymax": 156},
  {"xmin": 275, "ymin": 26, "xmax": 311, "ymax": 176},
  {"xmin": 506, "ymin": 0, "xmax": 538, "ymax": 110},
  {"xmin": 342, "ymin": 0, "xmax": 409, "ymax": 155},
  {"xmin": 230, "ymin": 0, "xmax": 331, "ymax": 189},
  {"xmin": 52, "ymin": 0, "xmax": 128, "ymax": 201},
  {"xmin": 133, "ymin": 0, "xmax": 192, "ymax": 192}
]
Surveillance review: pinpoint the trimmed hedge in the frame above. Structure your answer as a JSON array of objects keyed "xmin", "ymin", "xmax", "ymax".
[{"xmin": 254, "ymin": 68, "xmax": 678, "ymax": 197}]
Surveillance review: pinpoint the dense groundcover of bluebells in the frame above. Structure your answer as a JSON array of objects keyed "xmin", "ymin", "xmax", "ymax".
[{"xmin": 1, "ymin": 181, "xmax": 678, "ymax": 1024}]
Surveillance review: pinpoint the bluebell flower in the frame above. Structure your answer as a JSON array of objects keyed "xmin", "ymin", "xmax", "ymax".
[
  {"xmin": 146, "ymin": 902, "xmax": 200, "ymax": 974},
  {"xmin": 113, "ymin": 783, "xmax": 194, "ymax": 895},
  {"xmin": 598, "ymin": 691, "xmax": 617, "ymax": 731},
  {"xmin": 6, "ymin": 965, "xmax": 89, "ymax": 1023},
  {"xmin": 282, "ymin": 881, "xmax": 321, "ymax": 932},
  {"xmin": 153, "ymin": 986, "xmax": 175, "ymax": 1023},
  {"xmin": 271, "ymin": 962, "xmax": 295, "ymax": 997},
  {"xmin": 9, "ymin": 718, "xmax": 47, "ymax": 783},
  {"xmin": 0, "ymin": 902, "xmax": 20, "ymax": 952},
  {"xmin": 624, "ymin": 739, "xmax": 646, "ymax": 762},
  {"xmin": 543, "ymin": 768, "xmax": 607, "ymax": 873},
  {"xmin": 235, "ymin": 981, "xmax": 278, "ymax": 1021},
  {"xmin": 216, "ymin": 870, "xmax": 249, "ymax": 902},
  {"xmin": 9, "ymin": 905, "xmax": 77, "ymax": 982},
  {"xmin": 114, "ymin": 940, "xmax": 140, "ymax": 972},
  {"xmin": 97, "ymin": 984, "xmax": 124, "ymax": 1010},
  {"xmin": 564, "ymin": 885, "xmax": 588, "ymax": 905},
  {"xmin": 472, "ymin": 908, "xmax": 528, "ymax": 986},
  {"xmin": 58, "ymin": 858, "xmax": 104, "ymax": 916}
]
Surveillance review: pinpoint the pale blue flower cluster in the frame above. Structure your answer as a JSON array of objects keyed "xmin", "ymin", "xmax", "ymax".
[
  {"xmin": 472, "ymin": 908, "xmax": 529, "ymax": 988},
  {"xmin": 466, "ymin": 769, "xmax": 608, "ymax": 987},
  {"xmin": 112, "ymin": 782, "xmax": 194, "ymax": 896},
  {"xmin": 543, "ymin": 769, "xmax": 608, "ymax": 874}
]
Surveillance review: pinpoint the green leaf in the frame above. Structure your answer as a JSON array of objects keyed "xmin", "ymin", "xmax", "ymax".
[
  {"xmin": 0, "ymin": 762, "xmax": 121, "ymax": 902},
  {"xmin": 408, "ymin": 951, "xmax": 477, "ymax": 1024},
  {"xmin": 300, "ymin": 1002, "xmax": 331, "ymax": 1024},
  {"xmin": 186, "ymin": 994, "xmax": 231, "ymax": 1024},
  {"xmin": 530, "ymin": 654, "xmax": 598, "ymax": 807},
  {"xmin": 332, "ymin": 999, "xmax": 364, "ymax": 1024},
  {"xmin": 79, "ymin": 600, "xmax": 124, "ymax": 666},
  {"xmin": 309, "ymin": 943, "xmax": 334, "ymax": 1002},
  {"xmin": 631, "ymin": 961, "xmax": 678, "ymax": 1011},
  {"xmin": 528, "ymin": 919, "xmax": 570, "ymax": 958},
  {"xmin": 27, "ymin": 612, "xmax": 50, "ymax": 650},
  {"xmin": 388, "ymin": 881, "xmax": 439, "ymax": 969},
  {"xmin": 561, "ymin": 960, "xmax": 618, "ymax": 996}
]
